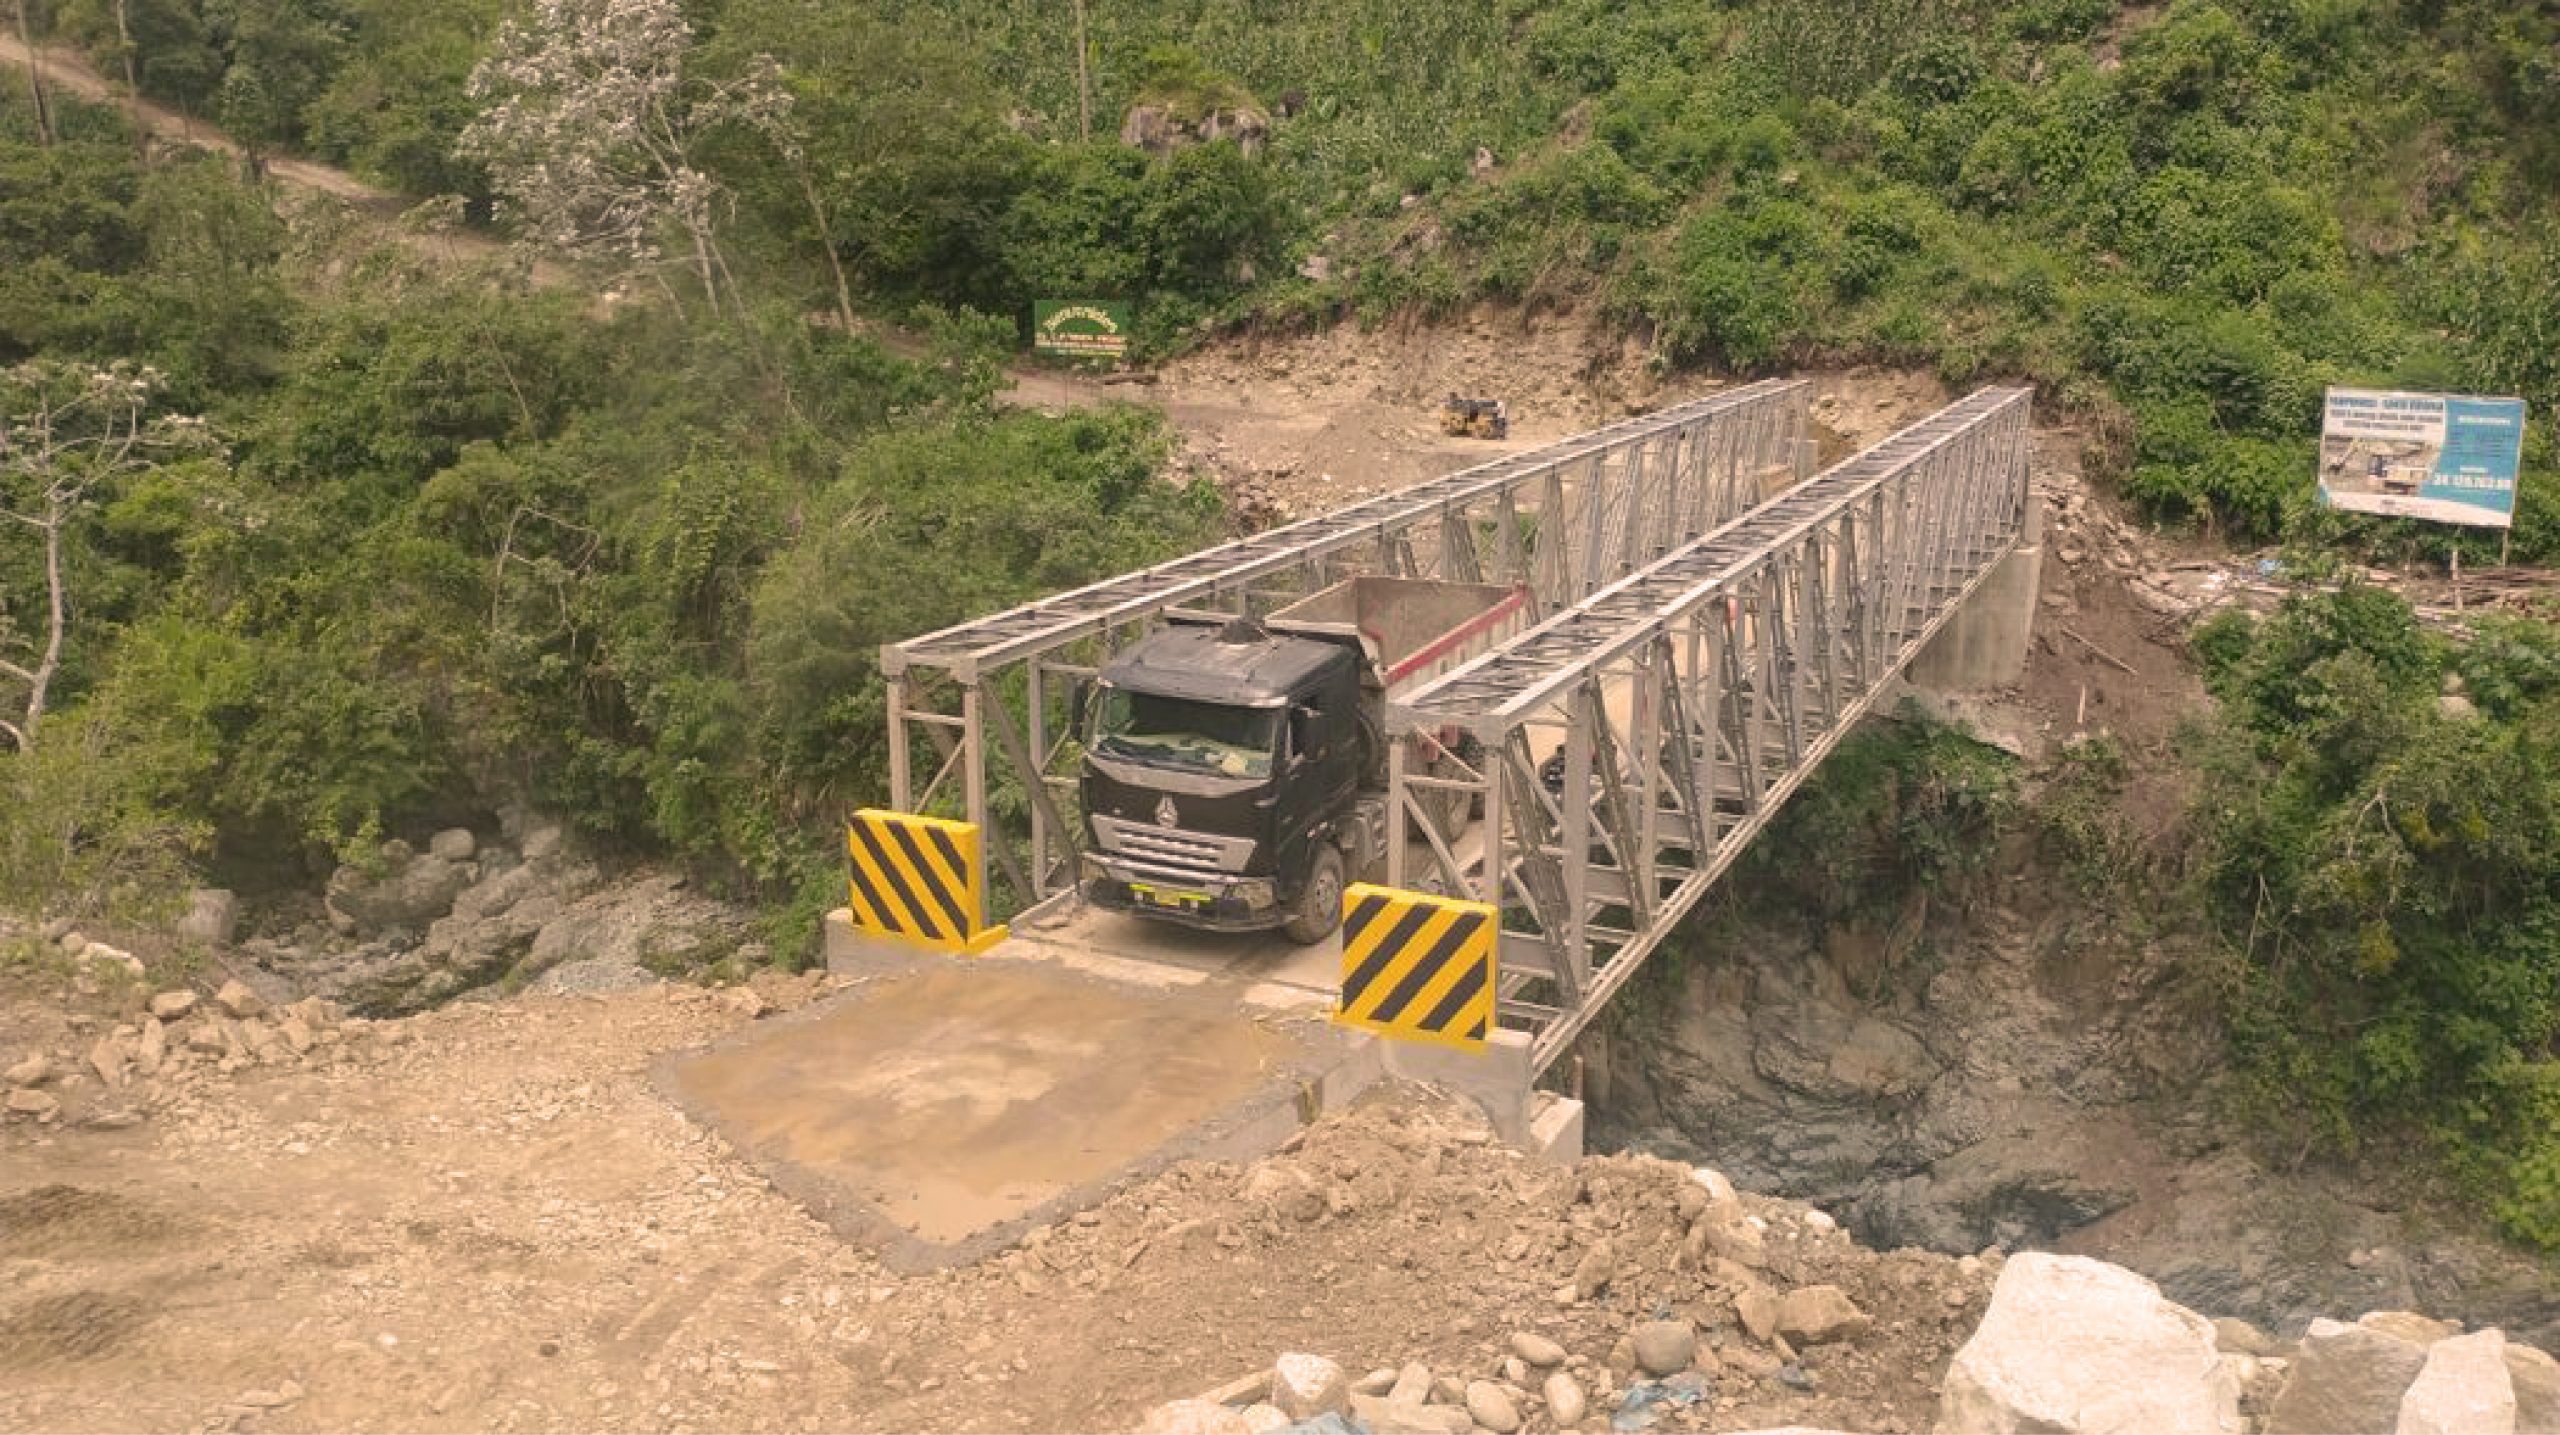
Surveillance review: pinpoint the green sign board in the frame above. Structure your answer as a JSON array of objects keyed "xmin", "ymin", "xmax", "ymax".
[{"xmin": 1033, "ymin": 299, "xmax": 1132, "ymax": 360}]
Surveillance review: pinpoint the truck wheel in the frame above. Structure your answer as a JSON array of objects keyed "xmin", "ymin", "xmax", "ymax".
[{"xmin": 1283, "ymin": 846, "xmax": 1346, "ymax": 946}]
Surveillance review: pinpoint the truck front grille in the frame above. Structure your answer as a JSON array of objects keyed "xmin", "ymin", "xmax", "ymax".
[{"xmin": 1091, "ymin": 816, "xmax": 1255, "ymax": 874}]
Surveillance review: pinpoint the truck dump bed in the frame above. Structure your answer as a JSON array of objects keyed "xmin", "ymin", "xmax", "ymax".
[{"xmin": 1268, "ymin": 576, "xmax": 1529, "ymax": 699}]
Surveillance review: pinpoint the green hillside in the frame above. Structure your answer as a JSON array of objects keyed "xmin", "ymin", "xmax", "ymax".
[{"xmin": 10, "ymin": 0, "xmax": 2560, "ymax": 1241}]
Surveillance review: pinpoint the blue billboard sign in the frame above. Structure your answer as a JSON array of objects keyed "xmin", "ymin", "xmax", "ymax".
[{"xmin": 2319, "ymin": 388, "xmax": 2528, "ymax": 529}]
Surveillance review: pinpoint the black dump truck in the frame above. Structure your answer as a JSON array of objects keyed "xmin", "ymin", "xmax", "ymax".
[{"xmin": 1078, "ymin": 576, "xmax": 1528, "ymax": 943}]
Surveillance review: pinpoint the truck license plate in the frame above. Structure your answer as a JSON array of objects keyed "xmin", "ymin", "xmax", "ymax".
[{"xmin": 1130, "ymin": 883, "xmax": 1208, "ymax": 911}]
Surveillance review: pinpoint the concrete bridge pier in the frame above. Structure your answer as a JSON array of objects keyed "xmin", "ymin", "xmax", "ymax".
[{"xmin": 1908, "ymin": 498, "xmax": 2043, "ymax": 692}]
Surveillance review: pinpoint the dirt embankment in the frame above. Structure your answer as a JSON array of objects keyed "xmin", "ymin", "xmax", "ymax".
[{"xmin": 0, "ymin": 961, "xmax": 1986, "ymax": 1435}]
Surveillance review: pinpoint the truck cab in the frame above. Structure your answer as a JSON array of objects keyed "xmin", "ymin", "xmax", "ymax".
[
  {"xmin": 1079, "ymin": 619, "xmax": 1375, "ymax": 942},
  {"xmin": 1078, "ymin": 576, "xmax": 1526, "ymax": 944}
]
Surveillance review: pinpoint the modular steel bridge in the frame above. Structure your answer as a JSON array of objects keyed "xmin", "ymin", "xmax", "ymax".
[
  {"xmin": 883, "ymin": 379, "xmax": 1816, "ymax": 910},
  {"xmin": 876, "ymin": 381, "xmax": 2035, "ymax": 1075},
  {"xmin": 1386, "ymin": 386, "xmax": 2034, "ymax": 1070}
]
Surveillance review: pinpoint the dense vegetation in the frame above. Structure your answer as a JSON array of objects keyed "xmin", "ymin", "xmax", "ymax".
[
  {"xmin": 24, "ymin": 0, "xmax": 2560, "ymax": 549},
  {"xmin": 2195, "ymin": 588, "xmax": 2560, "ymax": 1246},
  {"xmin": 0, "ymin": 77, "xmax": 1218, "ymax": 942}
]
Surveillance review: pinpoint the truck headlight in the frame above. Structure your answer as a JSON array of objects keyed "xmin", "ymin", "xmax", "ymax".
[{"xmin": 1238, "ymin": 878, "xmax": 1277, "ymax": 910}]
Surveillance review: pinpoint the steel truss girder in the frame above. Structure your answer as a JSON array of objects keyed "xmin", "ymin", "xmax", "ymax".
[
  {"xmin": 881, "ymin": 380, "xmax": 1815, "ymax": 912},
  {"xmin": 1381, "ymin": 388, "xmax": 2036, "ymax": 1074}
]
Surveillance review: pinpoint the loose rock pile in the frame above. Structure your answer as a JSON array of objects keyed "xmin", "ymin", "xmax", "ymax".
[
  {"xmin": 1088, "ymin": 1094, "xmax": 1988, "ymax": 1435},
  {"xmin": 3, "ymin": 978, "xmax": 373, "ymax": 1128}
]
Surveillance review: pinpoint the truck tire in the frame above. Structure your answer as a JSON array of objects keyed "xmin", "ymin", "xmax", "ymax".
[{"xmin": 1283, "ymin": 845, "xmax": 1346, "ymax": 946}]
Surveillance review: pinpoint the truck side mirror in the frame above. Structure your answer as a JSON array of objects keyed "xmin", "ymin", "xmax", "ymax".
[{"xmin": 1288, "ymin": 706, "xmax": 1317, "ymax": 765}]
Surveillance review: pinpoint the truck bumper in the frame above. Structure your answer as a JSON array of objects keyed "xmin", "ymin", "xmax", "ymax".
[{"xmin": 1080, "ymin": 854, "xmax": 1286, "ymax": 933}]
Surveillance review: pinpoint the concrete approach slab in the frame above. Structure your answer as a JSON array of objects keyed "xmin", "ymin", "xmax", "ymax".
[
  {"xmin": 999, "ymin": 897, "xmax": 1343, "ymax": 1005},
  {"xmin": 659, "ymin": 943, "xmax": 1366, "ymax": 1272}
]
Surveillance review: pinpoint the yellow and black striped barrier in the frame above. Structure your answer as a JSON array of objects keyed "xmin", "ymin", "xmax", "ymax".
[
  {"xmin": 845, "ymin": 810, "xmax": 1008, "ymax": 955},
  {"xmin": 1333, "ymin": 883, "xmax": 1497, "ymax": 1051}
]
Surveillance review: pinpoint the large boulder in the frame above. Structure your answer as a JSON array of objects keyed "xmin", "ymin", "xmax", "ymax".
[
  {"xmin": 176, "ymin": 889, "xmax": 238, "ymax": 947},
  {"xmin": 1938, "ymin": 1252, "xmax": 2241, "ymax": 1435},
  {"xmin": 326, "ymin": 848, "xmax": 474, "ymax": 937},
  {"xmin": 2397, "ymin": 1328, "xmax": 2514, "ymax": 1435},
  {"xmin": 2506, "ymin": 1342, "xmax": 2560, "ymax": 1435},
  {"xmin": 2267, "ymin": 1317, "xmax": 2431, "ymax": 1434}
]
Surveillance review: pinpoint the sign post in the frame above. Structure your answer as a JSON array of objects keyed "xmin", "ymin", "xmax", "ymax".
[
  {"xmin": 1032, "ymin": 300, "xmax": 1132, "ymax": 362},
  {"xmin": 2317, "ymin": 388, "xmax": 2528, "ymax": 530}
]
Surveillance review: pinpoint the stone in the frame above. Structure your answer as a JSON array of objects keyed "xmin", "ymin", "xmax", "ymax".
[
  {"xmin": 278, "ymin": 1017, "xmax": 315, "ymax": 1055},
  {"xmin": 149, "ymin": 990, "xmax": 198, "ymax": 1021},
  {"xmin": 1466, "ymin": 1380, "xmax": 1521, "ymax": 1434},
  {"xmin": 2268, "ymin": 1317, "xmax": 2431, "ymax": 1435},
  {"xmin": 7, "ymin": 1087, "xmax": 58, "ymax": 1117},
  {"xmin": 87, "ymin": 1036, "xmax": 129, "ymax": 1087},
  {"xmin": 2214, "ymin": 1318, "xmax": 2277, "ymax": 1357},
  {"xmin": 1940, "ymin": 1252, "xmax": 2241, "ymax": 1435},
  {"xmin": 1137, "ymin": 1399, "xmax": 1252, "ymax": 1435},
  {"xmin": 176, "ymin": 889, "xmax": 239, "ymax": 946},
  {"xmin": 215, "ymin": 980, "xmax": 265, "ymax": 1019},
  {"xmin": 326, "ymin": 851, "xmax": 473, "ymax": 937},
  {"xmin": 2362, "ymin": 1311, "xmax": 2461, "ymax": 1346},
  {"xmin": 135, "ymin": 1018, "xmax": 166, "ymax": 1077},
  {"xmin": 1775, "ymin": 1286, "xmax": 1870, "ymax": 1346},
  {"xmin": 1544, "ymin": 1371, "xmax": 1587, "ymax": 1427},
  {"xmin": 1692, "ymin": 1168, "xmax": 1738, "ymax": 1203},
  {"xmin": 1735, "ymin": 1287, "xmax": 1781, "ymax": 1343},
  {"xmin": 1352, "ymin": 1369, "xmax": 1398, "ymax": 1398},
  {"xmin": 2439, "ymin": 693, "xmax": 2481, "ymax": 722},
  {"xmin": 1571, "ymin": 1238, "xmax": 1616, "ymax": 1299},
  {"xmin": 58, "ymin": 930, "xmax": 87, "ymax": 955},
  {"xmin": 2505, "ymin": 1343, "xmax": 2560, "ymax": 1435},
  {"xmin": 1387, "ymin": 1362, "xmax": 1434, "ymax": 1407},
  {"xmin": 1512, "ymin": 1332, "xmax": 1567, "ymax": 1368},
  {"xmin": 2398, "ymin": 1329, "xmax": 2514, "ymax": 1435},
  {"xmin": 1346, "ymin": 1395, "xmax": 1472, "ymax": 1435},
  {"xmin": 723, "ymin": 986, "xmax": 773, "ymax": 1020},
  {"xmin": 187, "ymin": 1022, "xmax": 228, "ymax": 1055},
  {"xmin": 429, "ymin": 828, "xmax": 478, "ymax": 862},
  {"xmin": 1632, "ymin": 1320, "xmax": 1698, "ymax": 1378},
  {"xmin": 1706, "ymin": 1218, "xmax": 1768, "ymax": 1268},
  {"xmin": 1428, "ymin": 1376, "xmax": 1465, "ymax": 1406},
  {"xmin": 1271, "ymin": 1353, "xmax": 1348, "ymax": 1420},
  {"xmin": 3, "ymin": 1054, "xmax": 46, "ymax": 1086},
  {"xmin": 1239, "ymin": 1404, "xmax": 1289, "ymax": 1435}
]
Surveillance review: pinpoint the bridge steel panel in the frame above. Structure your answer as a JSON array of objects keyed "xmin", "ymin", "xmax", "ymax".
[
  {"xmin": 880, "ymin": 380, "xmax": 1813, "ymax": 913},
  {"xmin": 1381, "ymin": 387, "xmax": 2036, "ymax": 1074}
]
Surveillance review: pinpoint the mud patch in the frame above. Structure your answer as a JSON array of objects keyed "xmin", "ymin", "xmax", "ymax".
[
  {"xmin": 0, "ymin": 1290, "xmax": 152, "ymax": 1367},
  {"xmin": 0, "ymin": 1184, "xmax": 179, "ymax": 1257}
]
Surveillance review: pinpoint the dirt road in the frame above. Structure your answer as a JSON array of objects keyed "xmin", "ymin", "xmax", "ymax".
[
  {"xmin": 0, "ymin": 963, "xmax": 1984, "ymax": 1435},
  {"xmin": 1, "ymin": 32, "xmax": 390, "ymax": 204}
]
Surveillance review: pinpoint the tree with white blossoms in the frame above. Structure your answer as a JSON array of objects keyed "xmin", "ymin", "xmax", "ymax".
[
  {"xmin": 0, "ymin": 361, "xmax": 216, "ymax": 753},
  {"xmin": 460, "ymin": 0, "xmax": 793, "ymax": 318}
]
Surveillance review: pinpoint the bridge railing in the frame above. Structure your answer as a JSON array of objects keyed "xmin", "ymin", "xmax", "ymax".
[
  {"xmin": 879, "ymin": 380, "xmax": 1814, "ymax": 914},
  {"xmin": 1382, "ymin": 387, "xmax": 2035, "ymax": 1071}
]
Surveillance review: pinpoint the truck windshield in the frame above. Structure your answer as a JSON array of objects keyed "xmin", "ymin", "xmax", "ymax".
[{"xmin": 1092, "ymin": 688, "xmax": 1279, "ymax": 780}]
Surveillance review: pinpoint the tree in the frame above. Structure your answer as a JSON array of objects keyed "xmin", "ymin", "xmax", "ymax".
[
  {"xmin": 459, "ymin": 0, "xmax": 787, "ymax": 317},
  {"xmin": 0, "ymin": 360, "xmax": 214, "ymax": 751}
]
